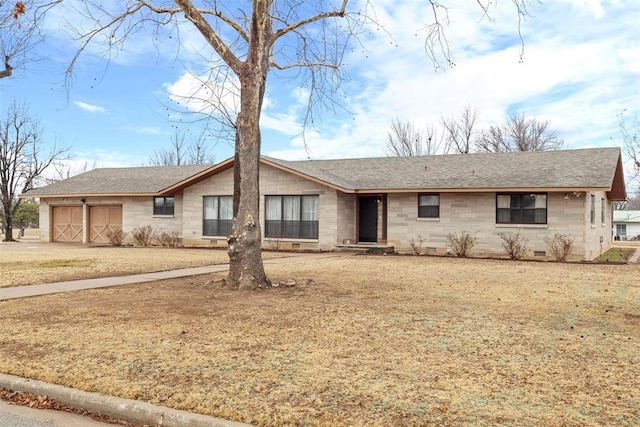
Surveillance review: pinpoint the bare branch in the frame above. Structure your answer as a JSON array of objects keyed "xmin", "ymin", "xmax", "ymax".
[{"xmin": 174, "ymin": 0, "xmax": 244, "ymax": 74}]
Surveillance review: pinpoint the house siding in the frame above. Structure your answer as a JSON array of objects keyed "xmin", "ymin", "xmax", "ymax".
[
  {"xmin": 39, "ymin": 196, "xmax": 184, "ymax": 244},
  {"xmin": 386, "ymin": 192, "xmax": 606, "ymax": 261},
  {"xmin": 181, "ymin": 164, "xmax": 339, "ymax": 250}
]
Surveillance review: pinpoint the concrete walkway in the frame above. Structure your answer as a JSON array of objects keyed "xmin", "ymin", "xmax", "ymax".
[
  {"xmin": 0, "ymin": 252, "xmax": 346, "ymax": 301},
  {"xmin": 628, "ymin": 247, "xmax": 640, "ymax": 263}
]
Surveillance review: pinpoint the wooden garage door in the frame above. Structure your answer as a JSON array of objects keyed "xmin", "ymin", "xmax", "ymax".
[
  {"xmin": 89, "ymin": 206, "xmax": 123, "ymax": 243},
  {"xmin": 52, "ymin": 206, "xmax": 83, "ymax": 242}
]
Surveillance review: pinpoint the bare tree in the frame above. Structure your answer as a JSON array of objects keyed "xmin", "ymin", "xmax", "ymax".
[
  {"xmin": 618, "ymin": 110, "xmax": 639, "ymax": 175},
  {"xmin": 59, "ymin": 1, "xmax": 532, "ymax": 289},
  {"xmin": 440, "ymin": 105, "xmax": 479, "ymax": 154},
  {"xmin": 0, "ymin": 100, "xmax": 69, "ymax": 241},
  {"xmin": 150, "ymin": 131, "xmax": 216, "ymax": 166},
  {"xmin": 384, "ymin": 117, "xmax": 444, "ymax": 156},
  {"xmin": 477, "ymin": 111, "xmax": 564, "ymax": 152}
]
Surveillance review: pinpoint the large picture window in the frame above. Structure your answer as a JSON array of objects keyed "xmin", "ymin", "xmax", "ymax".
[
  {"xmin": 418, "ymin": 194, "xmax": 440, "ymax": 218},
  {"xmin": 154, "ymin": 196, "xmax": 175, "ymax": 216},
  {"xmin": 203, "ymin": 196, "xmax": 233, "ymax": 236},
  {"xmin": 265, "ymin": 195, "xmax": 319, "ymax": 239},
  {"xmin": 496, "ymin": 193, "xmax": 547, "ymax": 224}
]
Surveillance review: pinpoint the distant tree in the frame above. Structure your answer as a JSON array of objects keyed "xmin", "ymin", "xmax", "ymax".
[
  {"xmin": 0, "ymin": 101, "xmax": 69, "ymax": 241},
  {"xmin": 618, "ymin": 110, "xmax": 639, "ymax": 176},
  {"xmin": 476, "ymin": 111, "xmax": 564, "ymax": 152},
  {"xmin": 440, "ymin": 105, "xmax": 479, "ymax": 154},
  {"xmin": 13, "ymin": 198, "xmax": 38, "ymax": 228},
  {"xmin": 384, "ymin": 117, "xmax": 443, "ymax": 156},
  {"xmin": 149, "ymin": 131, "xmax": 216, "ymax": 166}
]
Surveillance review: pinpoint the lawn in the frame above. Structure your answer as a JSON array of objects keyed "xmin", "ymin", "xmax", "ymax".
[
  {"xmin": 1, "ymin": 254, "xmax": 639, "ymax": 426},
  {"xmin": 0, "ymin": 244, "xmax": 287, "ymax": 288}
]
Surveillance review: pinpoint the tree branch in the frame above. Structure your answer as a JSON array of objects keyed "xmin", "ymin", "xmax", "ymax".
[
  {"xmin": 174, "ymin": 0, "xmax": 244, "ymax": 75},
  {"xmin": 271, "ymin": 0, "xmax": 348, "ymax": 44}
]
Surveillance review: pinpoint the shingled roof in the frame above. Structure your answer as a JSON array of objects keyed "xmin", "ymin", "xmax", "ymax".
[
  {"xmin": 23, "ymin": 147, "xmax": 626, "ymax": 200},
  {"xmin": 263, "ymin": 147, "xmax": 626, "ymax": 198},
  {"xmin": 24, "ymin": 164, "xmax": 212, "ymax": 197}
]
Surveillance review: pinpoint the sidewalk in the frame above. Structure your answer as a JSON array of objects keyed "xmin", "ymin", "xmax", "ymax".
[{"xmin": 0, "ymin": 252, "xmax": 346, "ymax": 301}]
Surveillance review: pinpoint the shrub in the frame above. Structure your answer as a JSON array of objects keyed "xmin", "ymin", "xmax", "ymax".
[
  {"xmin": 498, "ymin": 232, "xmax": 529, "ymax": 260},
  {"xmin": 131, "ymin": 225, "xmax": 153, "ymax": 246},
  {"xmin": 155, "ymin": 230, "xmax": 182, "ymax": 248},
  {"xmin": 410, "ymin": 235, "xmax": 427, "ymax": 255},
  {"xmin": 446, "ymin": 231, "xmax": 476, "ymax": 258},
  {"xmin": 106, "ymin": 229, "xmax": 127, "ymax": 247},
  {"xmin": 544, "ymin": 233, "xmax": 574, "ymax": 262}
]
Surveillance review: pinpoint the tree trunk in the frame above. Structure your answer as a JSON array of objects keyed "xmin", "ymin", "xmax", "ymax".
[
  {"xmin": 2, "ymin": 208, "xmax": 14, "ymax": 241},
  {"xmin": 225, "ymin": 7, "xmax": 272, "ymax": 289}
]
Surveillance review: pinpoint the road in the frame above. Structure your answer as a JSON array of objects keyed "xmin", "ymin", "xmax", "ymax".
[{"xmin": 0, "ymin": 400, "xmax": 114, "ymax": 427}]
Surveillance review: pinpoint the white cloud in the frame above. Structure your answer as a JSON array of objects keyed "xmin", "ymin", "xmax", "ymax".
[
  {"xmin": 265, "ymin": 1, "xmax": 639, "ymax": 160},
  {"xmin": 74, "ymin": 101, "xmax": 106, "ymax": 113}
]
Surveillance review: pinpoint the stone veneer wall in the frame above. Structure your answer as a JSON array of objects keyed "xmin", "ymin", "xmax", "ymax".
[
  {"xmin": 39, "ymin": 195, "xmax": 184, "ymax": 244},
  {"xmin": 181, "ymin": 164, "xmax": 339, "ymax": 250},
  {"xmin": 386, "ymin": 191, "xmax": 609, "ymax": 261}
]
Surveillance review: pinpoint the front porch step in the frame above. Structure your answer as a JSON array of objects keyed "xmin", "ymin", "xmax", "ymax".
[{"xmin": 334, "ymin": 244, "xmax": 395, "ymax": 254}]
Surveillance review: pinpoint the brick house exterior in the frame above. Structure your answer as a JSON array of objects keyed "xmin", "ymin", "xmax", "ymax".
[{"xmin": 23, "ymin": 147, "xmax": 626, "ymax": 261}]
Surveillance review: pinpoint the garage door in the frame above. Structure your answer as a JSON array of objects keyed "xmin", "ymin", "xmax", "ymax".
[
  {"xmin": 89, "ymin": 206, "xmax": 123, "ymax": 243},
  {"xmin": 52, "ymin": 206, "xmax": 83, "ymax": 242}
]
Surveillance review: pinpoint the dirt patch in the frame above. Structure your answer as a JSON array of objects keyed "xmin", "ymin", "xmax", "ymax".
[{"xmin": 1, "ymin": 255, "xmax": 639, "ymax": 426}]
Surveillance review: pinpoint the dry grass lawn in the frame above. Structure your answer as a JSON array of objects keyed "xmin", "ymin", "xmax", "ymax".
[
  {"xmin": 1, "ymin": 251, "xmax": 639, "ymax": 426},
  {"xmin": 0, "ymin": 244, "xmax": 286, "ymax": 288}
]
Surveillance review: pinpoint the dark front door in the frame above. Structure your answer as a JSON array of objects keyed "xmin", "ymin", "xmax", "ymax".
[{"xmin": 358, "ymin": 196, "xmax": 378, "ymax": 243}]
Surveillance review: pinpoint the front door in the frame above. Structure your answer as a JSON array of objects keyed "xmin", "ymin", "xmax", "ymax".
[{"xmin": 358, "ymin": 196, "xmax": 378, "ymax": 243}]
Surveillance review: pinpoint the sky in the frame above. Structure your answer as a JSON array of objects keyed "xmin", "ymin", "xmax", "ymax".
[{"xmin": 0, "ymin": 1, "xmax": 638, "ymax": 186}]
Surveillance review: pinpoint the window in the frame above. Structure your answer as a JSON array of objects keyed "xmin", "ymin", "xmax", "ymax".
[
  {"xmin": 203, "ymin": 196, "xmax": 233, "ymax": 236},
  {"xmin": 154, "ymin": 196, "xmax": 175, "ymax": 216},
  {"xmin": 590, "ymin": 194, "xmax": 596, "ymax": 225},
  {"xmin": 616, "ymin": 224, "xmax": 627, "ymax": 240},
  {"xmin": 265, "ymin": 195, "xmax": 319, "ymax": 239},
  {"xmin": 601, "ymin": 197, "xmax": 605, "ymax": 224},
  {"xmin": 496, "ymin": 193, "xmax": 547, "ymax": 224},
  {"xmin": 418, "ymin": 194, "xmax": 440, "ymax": 218}
]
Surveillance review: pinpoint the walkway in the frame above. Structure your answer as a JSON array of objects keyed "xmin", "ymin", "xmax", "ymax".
[{"xmin": 0, "ymin": 252, "xmax": 346, "ymax": 301}]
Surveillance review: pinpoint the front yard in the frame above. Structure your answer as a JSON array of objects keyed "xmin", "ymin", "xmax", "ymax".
[{"xmin": 0, "ymin": 253, "xmax": 639, "ymax": 426}]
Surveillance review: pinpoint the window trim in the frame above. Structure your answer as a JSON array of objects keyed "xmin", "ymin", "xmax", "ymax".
[
  {"xmin": 418, "ymin": 193, "xmax": 440, "ymax": 219},
  {"xmin": 590, "ymin": 194, "xmax": 596, "ymax": 225},
  {"xmin": 153, "ymin": 196, "xmax": 175, "ymax": 216},
  {"xmin": 496, "ymin": 193, "xmax": 547, "ymax": 225},
  {"xmin": 264, "ymin": 195, "xmax": 319, "ymax": 240}
]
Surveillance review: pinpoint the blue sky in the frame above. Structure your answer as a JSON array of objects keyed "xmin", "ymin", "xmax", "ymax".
[{"xmin": 0, "ymin": 1, "xmax": 638, "ymax": 183}]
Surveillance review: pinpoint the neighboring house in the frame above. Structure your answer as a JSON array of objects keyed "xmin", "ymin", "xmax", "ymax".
[
  {"xmin": 613, "ymin": 210, "xmax": 640, "ymax": 241},
  {"xmin": 22, "ymin": 147, "xmax": 626, "ymax": 261}
]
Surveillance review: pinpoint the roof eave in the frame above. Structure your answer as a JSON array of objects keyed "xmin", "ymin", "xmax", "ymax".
[{"xmin": 158, "ymin": 158, "xmax": 235, "ymax": 195}]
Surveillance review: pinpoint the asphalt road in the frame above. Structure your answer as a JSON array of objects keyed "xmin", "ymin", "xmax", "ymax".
[{"xmin": 0, "ymin": 400, "xmax": 113, "ymax": 427}]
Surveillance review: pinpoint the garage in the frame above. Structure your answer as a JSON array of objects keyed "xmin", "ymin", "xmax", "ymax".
[
  {"xmin": 52, "ymin": 206, "xmax": 83, "ymax": 242},
  {"xmin": 89, "ymin": 206, "xmax": 123, "ymax": 243}
]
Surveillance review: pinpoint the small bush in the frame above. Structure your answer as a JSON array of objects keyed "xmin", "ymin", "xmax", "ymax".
[
  {"xmin": 410, "ymin": 235, "xmax": 427, "ymax": 255},
  {"xmin": 446, "ymin": 231, "xmax": 476, "ymax": 258},
  {"xmin": 544, "ymin": 233, "xmax": 574, "ymax": 262},
  {"xmin": 155, "ymin": 230, "xmax": 182, "ymax": 248},
  {"xmin": 107, "ymin": 229, "xmax": 127, "ymax": 247},
  {"xmin": 131, "ymin": 225, "xmax": 153, "ymax": 246},
  {"xmin": 498, "ymin": 232, "xmax": 529, "ymax": 260}
]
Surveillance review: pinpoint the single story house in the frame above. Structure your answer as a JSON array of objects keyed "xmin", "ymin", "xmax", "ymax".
[
  {"xmin": 22, "ymin": 147, "xmax": 626, "ymax": 261},
  {"xmin": 613, "ymin": 210, "xmax": 640, "ymax": 241}
]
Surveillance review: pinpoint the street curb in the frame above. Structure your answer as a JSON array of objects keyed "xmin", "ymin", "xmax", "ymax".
[{"xmin": 0, "ymin": 374, "xmax": 252, "ymax": 427}]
